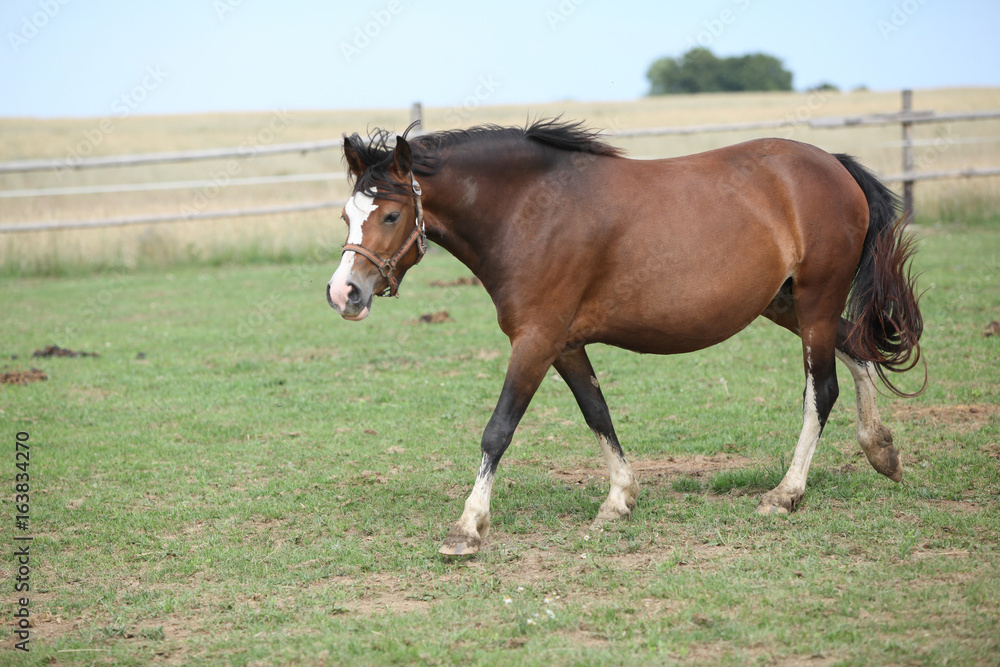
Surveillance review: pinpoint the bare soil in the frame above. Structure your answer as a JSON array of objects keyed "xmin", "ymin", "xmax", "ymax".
[
  {"xmin": 892, "ymin": 403, "xmax": 1000, "ymax": 434},
  {"xmin": 1, "ymin": 367, "xmax": 47, "ymax": 385},
  {"xmin": 414, "ymin": 311, "xmax": 453, "ymax": 324},
  {"xmin": 551, "ymin": 453, "xmax": 755, "ymax": 487},
  {"xmin": 32, "ymin": 345, "xmax": 99, "ymax": 358}
]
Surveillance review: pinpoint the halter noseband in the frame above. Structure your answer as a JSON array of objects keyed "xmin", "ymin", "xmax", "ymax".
[{"xmin": 341, "ymin": 175, "xmax": 427, "ymax": 297}]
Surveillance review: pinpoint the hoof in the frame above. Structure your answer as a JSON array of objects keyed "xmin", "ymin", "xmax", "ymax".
[
  {"xmin": 863, "ymin": 426, "xmax": 904, "ymax": 483},
  {"xmin": 438, "ymin": 539, "xmax": 479, "ymax": 556},
  {"xmin": 590, "ymin": 512, "xmax": 625, "ymax": 531},
  {"xmin": 756, "ymin": 502, "xmax": 790, "ymax": 516},
  {"xmin": 592, "ymin": 506, "xmax": 631, "ymax": 526},
  {"xmin": 591, "ymin": 476, "xmax": 639, "ymax": 530},
  {"xmin": 591, "ymin": 495, "xmax": 637, "ymax": 529},
  {"xmin": 757, "ymin": 490, "xmax": 800, "ymax": 515},
  {"xmin": 439, "ymin": 523, "xmax": 485, "ymax": 557}
]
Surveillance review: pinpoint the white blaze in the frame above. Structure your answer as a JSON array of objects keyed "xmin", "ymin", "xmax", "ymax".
[
  {"xmin": 327, "ymin": 188, "xmax": 377, "ymax": 311},
  {"xmin": 344, "ymin": 188, "xmax": 377, "ymax": 246}
]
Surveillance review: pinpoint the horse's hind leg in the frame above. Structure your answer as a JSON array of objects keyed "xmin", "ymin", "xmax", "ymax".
[
  {"xmin": 758, "ymin": 292, "xmax": 841, "ymax": 514},
  {"xmin": 553, "ymin": 347, "xmax": 639, "ymax": 528},
  {"xmin": 761, "ymin": 294, "xmax": 902, "ymax": 505},
  {"xmin": 835, "ymin": 323, "xmax": 903, "ymax": 482}
]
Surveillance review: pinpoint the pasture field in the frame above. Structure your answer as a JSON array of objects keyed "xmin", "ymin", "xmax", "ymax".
[
  {"xmin": 1, "ymin": 220, "xmax": 999, "ymax": 665},
  {"xmin": 1, "ymin": 86, "xmax": 999, "ymax": 273}
]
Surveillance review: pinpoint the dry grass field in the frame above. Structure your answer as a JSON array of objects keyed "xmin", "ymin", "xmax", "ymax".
[{"xmin": 1, "ymin": 87, "xmax": 998, "ymax": 273}]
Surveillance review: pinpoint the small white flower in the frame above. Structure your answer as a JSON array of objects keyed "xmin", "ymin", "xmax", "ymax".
[
  {"xmin": 544, "ymin": 597, "xmax": 552, "ymax": 604},
  {"xmin": 583, "ymin": 535, "xmax": 590, "ymax": 541},
  {"xmin": 527, "ymin": 618, "xmax": 536, "ymax": 626},
  {"xmin": 517, "ymin": 586, "xmax": 524, "ymax": 592},
  {"xmin": 504, "ymin": 596, "xmax": 512, "ymax": 605},
  {"xmin": 546, "ymin": 609, "xmax": 555, "ymax": 619}
]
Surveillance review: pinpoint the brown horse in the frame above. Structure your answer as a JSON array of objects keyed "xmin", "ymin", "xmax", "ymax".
[{"xmin": 326, "ymin": 119, "xmax": 923, "ymax": 556}]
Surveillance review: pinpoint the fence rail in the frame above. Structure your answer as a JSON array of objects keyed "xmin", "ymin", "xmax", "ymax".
[
  {"xmin": 0, "ymin": 171, "xmax": 345, "ymax": 199},
  {"xmin": 0, "ymin": 200, "xmax": 345, "ymax": 234},
  {"xmin": 1, "ymin": 91, "xmax": 998, "ymax": 233},
  {"xmin": 604, "ymin": 109, "xmax": 1000, "ymax": 138},
  {"xmin": 0, "ymin": 138, "xmax": 344, "ymax": 174},
  {"xmin": 883, "ymin": 165, "xmax": 1000, "ymax": 183}
]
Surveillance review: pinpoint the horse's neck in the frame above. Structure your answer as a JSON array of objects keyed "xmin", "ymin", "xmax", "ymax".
[
  {"xmin": 420, "ymin": 161, "xmax": 530, "ymax": 278},
  {"xmin": 421, "ymin": 146, "xmax": 562, "ymax": 277}
]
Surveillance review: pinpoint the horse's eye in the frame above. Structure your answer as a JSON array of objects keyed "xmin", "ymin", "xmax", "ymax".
[{"xmin": 384, "ymin": 211, "xmax": 401, "ymax": 224}]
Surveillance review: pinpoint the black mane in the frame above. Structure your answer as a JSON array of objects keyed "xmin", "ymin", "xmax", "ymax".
[{"xmin": 344, "ymin": 118, "xmax": 623, "ymax": 201}]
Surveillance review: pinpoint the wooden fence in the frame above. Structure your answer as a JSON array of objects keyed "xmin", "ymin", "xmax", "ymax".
[{"xmin": 1, "ymin": 91, "xmax": 998, "ymax": 234}]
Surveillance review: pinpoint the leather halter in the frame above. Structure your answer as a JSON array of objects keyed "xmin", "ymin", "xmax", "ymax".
[{"xmin": 341, "ymin": 175, "xmax": 427, "ymax": 297}]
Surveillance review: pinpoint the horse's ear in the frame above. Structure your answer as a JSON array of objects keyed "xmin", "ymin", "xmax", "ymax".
[
  {"xmin": 343, "ymin": 134, "xmax": 366, "ymax": 178},
  {"xmin": 391, "ymin": 135, "xmax": 412, "ymax": 177}
]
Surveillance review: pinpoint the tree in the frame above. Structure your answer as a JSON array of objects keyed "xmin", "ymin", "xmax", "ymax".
[
  {"xmin": 647, "ymin": 48, "xmax": 793, "ymax": 95},
  {"xmin": 808, "ymin": 82, "xmax": 840, "ymax": 93}
]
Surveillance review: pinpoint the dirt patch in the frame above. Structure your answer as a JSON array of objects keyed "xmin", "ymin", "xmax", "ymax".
[
  {"xmin": 891, "ymin": 403, "xmax": 1000, "ymax": 434},
  {"xmin": 551, "ymin": 628, "xmax": 610, "ymax": 650},
  {"xmin": 349, "ymin": 590, "xmax": 434, "ymax": 616},
  {"xmin": 462, "ymin": 541, "xmax": 567, "ymax": 588},
  {"xmin": 983, "ymin": 320, "xmax": 1000, "ymax": 337},
  {"xmin": 10, "ymin": 586, "xmax": 201, "ymax": 664},
  {"xmin": 910, "ymin": 547, "xmax": 971, "ymax": 560},
  {"xmin": 332, "ymin": 572, "xmax": 435, "ymax": 616},
  {"xmin": 429, "ymin": 276, "xmax": 482, "ymax": 288},
  {"xmin": 924, "ymin": 498, "xmax": 984, "ymax": 515},
  {"xmin": 414, "ymin": 311, "xmax": 453, "ymax": 324},
  {"xmin": 551, "ymin": 453, "xmax": 755, "ymax": 487},
  {"xmin": 68, "ymin": 385, "xmax": 112, "ymax": 401},
  {"xmin": 1, "ymin": 367, "xmax": 47, "ymax": 385},
  {"xmin": 33, "ymin": 345, "xmax": 99, "ymax": 358}
]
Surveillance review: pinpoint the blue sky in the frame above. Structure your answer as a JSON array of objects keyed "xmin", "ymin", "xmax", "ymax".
[{"xmin": 1, "ymin": 0, "xmax": 998, "ymax": 118}]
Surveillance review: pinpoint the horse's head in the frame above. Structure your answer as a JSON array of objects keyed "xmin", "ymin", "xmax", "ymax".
[{"xmin": 326, "ymin": 132, "xmax": 426, "ymax": 320}]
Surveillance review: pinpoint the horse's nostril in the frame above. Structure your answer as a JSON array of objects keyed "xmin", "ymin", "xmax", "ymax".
[{"xmin": 346, "ymin": 281, "xmax": 362, "ymax": 306}]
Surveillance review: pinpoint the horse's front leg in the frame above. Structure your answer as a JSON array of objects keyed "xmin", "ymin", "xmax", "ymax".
[{"xmin": 439, "ymin": 336, "xmax": 556, "ymax": 556}]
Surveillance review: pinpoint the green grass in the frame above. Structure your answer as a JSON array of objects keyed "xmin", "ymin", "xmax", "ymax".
[{"xmin": 1, "ymin": 222, "xmax": 998, "ymax": 665}]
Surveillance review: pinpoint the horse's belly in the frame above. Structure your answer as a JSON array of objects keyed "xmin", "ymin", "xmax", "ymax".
[
  {"xmin": 594, "ymin": 307, "xmax": 762, "ymax": 355},
  {"xmin": 578, "ymin": 265, "xmax": 785, "ymax": 355}
]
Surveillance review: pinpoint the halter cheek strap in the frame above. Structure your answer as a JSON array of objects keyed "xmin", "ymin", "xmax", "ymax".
[{"xmin": 341, "ymin": 174, "xmax": 427, "ymax": 297}]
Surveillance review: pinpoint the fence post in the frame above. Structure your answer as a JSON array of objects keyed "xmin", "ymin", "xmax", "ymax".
[
  {"xmin": 410, "ymin": 102, "xmax": 423, "ymax": 135},
  {"xmin": 901, "ymin": 89, "xmax": 914, "ymax": 217}
]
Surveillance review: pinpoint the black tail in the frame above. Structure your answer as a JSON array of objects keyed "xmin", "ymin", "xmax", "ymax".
[{"xmin": 835, "ymin": 154, "xmax": 925, "ymax": 397}]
